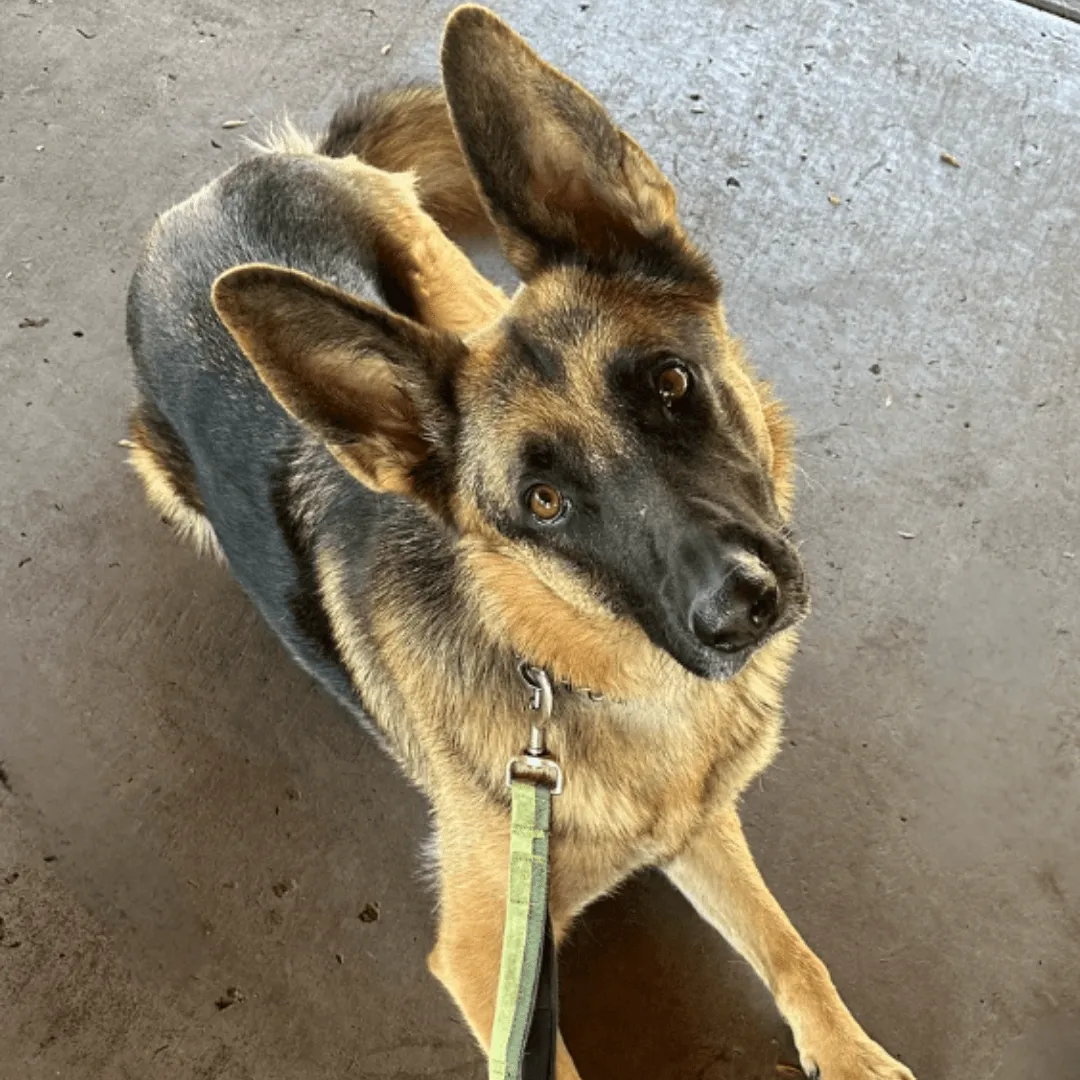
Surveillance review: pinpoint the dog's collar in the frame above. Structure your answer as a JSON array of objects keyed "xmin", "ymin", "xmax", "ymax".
[{"xmin": 515, "ymin": 658, "xmax": 607, "ymax": 704}]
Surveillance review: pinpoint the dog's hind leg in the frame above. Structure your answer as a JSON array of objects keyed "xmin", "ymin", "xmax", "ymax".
[{"xmin": 127, "ymin": 398, "xmax": 224, "ymax": 562}]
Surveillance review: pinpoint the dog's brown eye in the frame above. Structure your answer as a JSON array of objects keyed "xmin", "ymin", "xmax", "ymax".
[
  {"xmin": 527, "ymin": 484, "xmax": 564, "ymax": 522},
  {"xmin": 655, "ymin": 361, "xmax": 691, "ymax": 404}
]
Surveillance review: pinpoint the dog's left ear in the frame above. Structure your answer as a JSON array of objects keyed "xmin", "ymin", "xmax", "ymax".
[
  {"xmin": 212, "ymin": 264, "xmax": 460, "ymax": 511},
  {"xmin": 441, "ymin": 5, "xmax": 681, "ymax": 277}
]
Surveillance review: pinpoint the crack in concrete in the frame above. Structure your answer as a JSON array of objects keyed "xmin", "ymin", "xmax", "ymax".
[{"xmin": 1011, "ymin": 0, "xmax": 1080, "ymax": 26}]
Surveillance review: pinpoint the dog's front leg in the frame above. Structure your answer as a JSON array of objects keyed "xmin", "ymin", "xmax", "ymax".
[
  {"xmin": 427, "ymin": 800, "xmax": 584, "ymax": 1080},
  {"xmin": 665, "ymin": 804, "xmax": 915, "ymax": 1080}
]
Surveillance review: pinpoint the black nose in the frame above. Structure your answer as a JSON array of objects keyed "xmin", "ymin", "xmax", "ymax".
[{"xmin": 690, "ymin": 567, "xmax": 780, "ymax": 653}]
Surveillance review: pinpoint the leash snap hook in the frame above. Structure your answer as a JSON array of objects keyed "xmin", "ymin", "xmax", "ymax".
[
  {"xmin": 509, "ymin": 663, "xmax": 562, "ymax": 794},
  {"xmin": 517, "ymin": 661, "xmax": 553, "ymax": 725}
]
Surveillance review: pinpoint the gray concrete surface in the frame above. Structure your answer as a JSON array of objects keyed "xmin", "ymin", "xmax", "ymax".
[{"xmin": 2, "ymin": 0, "xmax": 1079, "ymax": 1077}]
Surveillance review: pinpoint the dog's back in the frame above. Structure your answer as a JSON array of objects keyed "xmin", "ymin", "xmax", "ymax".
[
  {"xmin": 127, "ymin": 153, "xmax": 395, "ymax": 710},
  {"xmin": 127, "ymin": 89, "xmax": 502, "ymax": 718}
]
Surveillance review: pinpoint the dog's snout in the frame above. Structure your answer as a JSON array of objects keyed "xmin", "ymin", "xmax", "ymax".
[{"xmin": 689, "ymin": 558, "xmax": 780, "ymax": 654}]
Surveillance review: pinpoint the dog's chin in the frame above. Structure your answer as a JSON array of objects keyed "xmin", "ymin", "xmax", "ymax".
[
  {"xmin": 635, "ymin": 597, "xmax": 807, "ymax": 684},
  {"xmin": 672, "ymin": 639, "xmax": 754, "ymax": 682},
  {"xmin": 639, "ymin": 617, "xmax": 754, "ymax": 682}
]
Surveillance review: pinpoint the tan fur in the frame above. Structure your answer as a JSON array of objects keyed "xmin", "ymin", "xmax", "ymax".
[
  {"xmin": 127, "ymin": 413, "xmax": 225, "ymax": 562},
  {"xmin": 322, "ymin": 86, "xmax": 493, "ymax": 240},
  {"xmin": 247, "ymin": 114, "xmax": 318, "ymax": 157},
  {"xmin": 460, "ymin": 534, "xmax": 670, "ymax": 700},
  {"xmin": 332, "ymin": 158, "xmax": 506, "ymax": 334},
  {"xmin": 667, "ymin": 808, "xmax": 913, "ymax": 1079}
]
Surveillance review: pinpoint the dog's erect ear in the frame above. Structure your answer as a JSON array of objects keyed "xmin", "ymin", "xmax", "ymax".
[
  {"xmin": 441, "ymin": 5, "xmax": 680, "ymax": 277},
  {"xmin": 212, "ymin": 264, "xmax": 461, "ymax": 507}
]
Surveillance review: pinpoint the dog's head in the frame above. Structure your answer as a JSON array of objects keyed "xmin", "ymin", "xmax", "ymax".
[{"xmin": 214, "ymin": 5, "xmax": 807, "ymax": 697}]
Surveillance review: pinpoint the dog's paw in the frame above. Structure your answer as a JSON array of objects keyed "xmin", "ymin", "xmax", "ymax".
[{"xmin": 794, "ymin": 1029, "xmax": 916, "ymax": 1080}]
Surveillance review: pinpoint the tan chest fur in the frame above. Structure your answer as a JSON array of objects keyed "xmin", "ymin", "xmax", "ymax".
[{"xmin": 320, "ymin": 542, "xmax": 796, "ymax": 902}]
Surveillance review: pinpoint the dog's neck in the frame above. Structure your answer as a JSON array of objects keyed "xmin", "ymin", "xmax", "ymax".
[{"xmin": 516, "ymin": 655, "xmax": 616, "ymax": 706}]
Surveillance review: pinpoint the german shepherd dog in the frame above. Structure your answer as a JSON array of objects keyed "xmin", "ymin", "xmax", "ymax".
[{"xmin": 126, "ymin": 7, "xmax": 916, "ymax": 1078}]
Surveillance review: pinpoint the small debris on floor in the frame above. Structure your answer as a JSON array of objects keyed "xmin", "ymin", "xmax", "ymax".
[
  {"xmin": 380, "ymin": 43, "xmax": 391, "ymax": 55},
  {"xmin": 358, "ymin": 902, "xmax": 380, "ymax": 923},
  {"xmin": 18, "ymin": 317, "xmax": 48, "ymax": 328},
  {"xmin": 690, "ymin": 104, "xmax": 706, "ymax": 114},
  {"xmin": 272, "ymin": 878, "xmax": 297, "ymax": 898},
  {"xmin": 940, "ymin": 151, "xmax": 961, "ymax": 168},
  {"xmin": 828, "ymin": 193, "xmax": 841, "ymax": 206},
  {"xmin": 335, "ymin": 952, "xmax": 344, "ymax": 965},
  {"xmin": 285, "ymin": 784, "xmax": 301, "ymax": 800},
  {"xmin": 117, "ymin": 438, "xmax": 136, "ymax": 449},
  {"xmin": 1, "ymin": 917, "xmax": 21, "ymax": 950},
  {"xmin": 898, "ymin": 531, "xmax": 916, "ymax": 540},
  {"xmin": 210, "ymin": 138, "xmax": 222, "ymax": 149},
  {"xmin": 215, "ymin": 986, "xmax": 245, "ymax": 1011},
  {"xmin": 1064, "ymin": 552, "xmax": 1076, "ymax": 560},
  {"xmin": 869, "ymin": 362, "xmax": 882, "ymax": 375},
  {"xmin": 726, "ymin": 176, "xmax": 741, "ymax": 187},
  {"xmin": 75, "ymin": 27, "xmax": 97, "ymax": 40},
  {"xmin": 221, "ymin": 119, "xmax": 247, "ymax": 129}
]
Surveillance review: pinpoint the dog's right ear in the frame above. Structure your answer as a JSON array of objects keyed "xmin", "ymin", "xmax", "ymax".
[
  {"xmin": 212, "ymin": 264, "xmax": 461, "ymax": 511},
  {"xmin": 441, "ymin": 5, "xmax": 682, "ymax": 277}
]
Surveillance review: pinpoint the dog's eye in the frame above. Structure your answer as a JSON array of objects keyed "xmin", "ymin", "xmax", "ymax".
[
  {"xmin": 655, "ymin": 361, "xmax": 691, "ymax": 405},
  {"xmin": 527, "ymin": 483, "xmax": 565, "ymax": 523}
]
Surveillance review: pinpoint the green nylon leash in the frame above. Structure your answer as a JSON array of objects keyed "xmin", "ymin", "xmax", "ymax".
[
  {"xmin": 489, "ymin": 665, "xmax": 563, "ymax": 1080},
  {"xmin": 489, "ymin": 780, "xmax": 554, "ymax": 1080}
]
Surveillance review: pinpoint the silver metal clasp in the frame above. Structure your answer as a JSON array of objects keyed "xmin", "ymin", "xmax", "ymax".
[
  {"xmin": 518, "ymin": 662, "xmax": 553, "ymax": 751},
  {"xmin": 508, "ymin": 663, "xmax": 563, "ymax": 794}
]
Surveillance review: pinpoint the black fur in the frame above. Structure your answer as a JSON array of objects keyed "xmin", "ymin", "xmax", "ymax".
[{"xmin": 127, "ymin": 155, "xmax": 395, "ymax": 718}]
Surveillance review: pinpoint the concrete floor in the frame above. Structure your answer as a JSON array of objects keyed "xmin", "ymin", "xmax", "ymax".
[{"xmin": 2, "ymin": 0, "xmax": 1079, "ymax": 1077}]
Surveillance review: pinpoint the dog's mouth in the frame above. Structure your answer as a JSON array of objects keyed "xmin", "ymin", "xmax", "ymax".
[
  {"xmin": 630, "ymin": 531, "xmax": 809, "ymax": 682},
  {"xmin": 672, "ymin": 589, "xmax": 807, "ymax": 680},
  {"xmin": 639, "ymin": 594, "xmax": 808, "ymax": 682}
]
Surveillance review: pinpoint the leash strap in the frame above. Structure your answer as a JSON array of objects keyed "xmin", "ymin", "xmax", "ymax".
[
  {"xmin": 489, "ymin": 776, "xmax": 556, "ymax": 1080},
  {"xmin": 524, "ymin": 913, "xmax": 558, "ymax": 1079}
]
